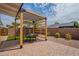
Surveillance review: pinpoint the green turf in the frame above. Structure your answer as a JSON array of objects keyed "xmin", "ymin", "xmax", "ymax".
[
  {"xmin": 7, "ymin": 35, "xmax": 36, "ymax": 41},
  {"xmin": 7, "ymin": 36, "xmax": 19, "ymax": 41}
]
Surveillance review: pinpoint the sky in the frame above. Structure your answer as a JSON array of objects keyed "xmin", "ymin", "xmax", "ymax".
[{"xmin": 1, "ymin": 3, "xmax": 79, "ymax": 26}]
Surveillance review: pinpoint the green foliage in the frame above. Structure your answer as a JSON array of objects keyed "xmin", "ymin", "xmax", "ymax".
[
  {"xmin": 6, "ymin": 22, "xmax": 19, "ymax": 29},
  {"xmin": 12, "ymin": 22, "xmax": 19, "ymax": 26},
  {"xmin": 8, "ymin": 25, "xmax": 13, "ymax": 28},
  {"xmin": 7, "ymin": 36, "xmax": 16, "ymax": 41},
  {"xmin": 26, "ymin": 34, "xmax": 36, "ymax": 42},
  {"xmin": 74, "ymin": 21, "xmax": 79, "ymax": 28},
  {"xmin": 54, "ymin": 21, "xmax": 60, "ymax": 24},
  {"xmin": 47, "ymin": 32, "xmax": 51, "ymax": 36},
  {"xmin": 7, "ymin": 35, "xmax": 36, "ymax": 42},
  {"xmin": 7, "ymin": 35, "xmax": 27, "ymax": 41},
  {"xmin": 55, "ymin": 32, "xmax": 61, "ymax": 38},
  {"xmin": 0, "ymin": 19, "xmax": 3, "ymax": 25},
  {"xmin": 65, "ymin": 33, "xmax": 72, "ymax": 40}
]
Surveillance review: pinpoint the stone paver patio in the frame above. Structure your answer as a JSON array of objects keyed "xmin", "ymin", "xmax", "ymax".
[{"xmin": 0, "ymin": 36, "xmax": 79, "ymax": 56}]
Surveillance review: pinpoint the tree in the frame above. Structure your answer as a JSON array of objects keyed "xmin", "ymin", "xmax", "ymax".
[
  {"xmin": 0, "ymin": 19, "xmax": 3, "ymax": 26},
  {"xmin": 6, "ymin": 25, "xmax": 13, "ymax": 28},
  {"xmin": 11, "ymin": 22, "xmax": 20, "ymax": 29},
  {"xmin": 74, "ymin": 21, "xmax": 79, "ymax": 28},
  {"xmin": 54, "ymin": 21, "xmax": 60, "ymax": 24}
]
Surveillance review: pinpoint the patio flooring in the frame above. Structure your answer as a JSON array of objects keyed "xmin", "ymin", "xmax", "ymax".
[{"xmin": 0, "ymin": 35, "xmax": 79, "ymax": 56}]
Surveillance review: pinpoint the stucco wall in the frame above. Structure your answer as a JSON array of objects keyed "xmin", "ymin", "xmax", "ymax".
[
  {"xmin": 8, "ymin": 28, "xmax": 79, "ymax": 40},
  {"xmin": 47, "ymin": 28, "xmax": 79, "ymax": 40},
  {"xmin": 8, "ymin": 28, "xmax": 15, "ymax": 36}
]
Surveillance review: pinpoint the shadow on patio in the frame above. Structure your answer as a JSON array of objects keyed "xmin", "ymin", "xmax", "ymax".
[
  {"xmin": 0, "ymin": 36, "xmax": 46, "ymax": 52},
  {"xmin": 0, "ymin": 40, "xmax": 20, "ymax": 52}
]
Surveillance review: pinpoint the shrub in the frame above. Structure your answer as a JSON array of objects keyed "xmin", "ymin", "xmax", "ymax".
[
  {"xmin": 55, "ymin": 32, "xmax": 61, "ymax": 38},
  {"xmin": 47, "ymin": 32, "xmax": 51, "ymax": 36},
  {"xmin": 65, "ymin": 33, "xmax": 72, "ymax": 40}
]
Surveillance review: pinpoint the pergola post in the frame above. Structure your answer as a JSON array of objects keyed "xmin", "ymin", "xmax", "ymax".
[
  {"xmin": 45, "ymin": 17, "xmax": 47, "ymax": 41},
  {"xmin": 33, "ymin": 26, "xmax": 34, "ymax": 34},
  {"xmin": 33, "ymin": 21, "xmax": 35, "ymax": 34},
  {"xmin": 20, "ymin": 12, "xmax": 23, "ymax": 48},
  {"xmin": 40, "ymin": 26, "xmax": 41, "ymax": 34},
  {"xmin": 15, "ymin": 19, "xmax": 16, "ymax": 40}
]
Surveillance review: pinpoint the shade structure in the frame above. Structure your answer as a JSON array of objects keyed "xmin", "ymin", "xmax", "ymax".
[
  {"xmin": 0, "ymin": 3, "xmax": 22, "ymax": 17},
  {"xmin": 22, "ymin": 9, "xmax": 46, "ymax": 21},
  {"xmin": 0, "ymin": 3, "xmax": 48, "ymax": 48},
  {"xmin": 0, "ymin": 3, "xmax": 23, "ymax": 48}
]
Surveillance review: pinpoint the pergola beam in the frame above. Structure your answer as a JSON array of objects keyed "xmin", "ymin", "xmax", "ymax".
[
  {"xmin": 24, "ymin": 9, "xmax": 45, "ymax": 19},
  {"xmin": 36, "ymin": 20, "xmax": 45, "ymax": 23},
  {"xmin": 45, "ymin": 17, "xmax": 47, "ymax": 41}
]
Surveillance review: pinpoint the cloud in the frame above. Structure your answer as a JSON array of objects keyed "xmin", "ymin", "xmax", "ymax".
[
  {"xmin": 53, "ymin": 3, "xmax": 79, "ymax": 23},
  {"xmin": 33, "ymin": 3, "xmax": 56, "ymax": 17},
  {"xmin": 23, "ymin": 3, "xmax": 79, "ymax": 25},
  {"xmin": 23, "ymin": 3, "xmax": 57, "ymax": 26}
]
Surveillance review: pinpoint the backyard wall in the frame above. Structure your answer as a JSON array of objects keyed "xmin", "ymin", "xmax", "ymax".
[
  {"xmin": 8, "ymin": 28, "xmax": 15, "ymax": 36},
  {"xmin": 0, "ymin": 28, "xmax": 8, "ymax": 45},
  {"xmin": 8, "ymin": 27, "xmax": 79, "ymax": 40},
  {"xmin": 46, "ymin": 28, "xmax": 79, "ymax": 40},
  {"xmin": 8, "ymin": 28, "xmax": 40, "ymax": 36}
]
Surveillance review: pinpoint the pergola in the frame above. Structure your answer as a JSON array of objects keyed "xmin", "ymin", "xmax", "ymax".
[{"xmin": 0, "ymin": 3, "xmax": 47, "ymax": 48}]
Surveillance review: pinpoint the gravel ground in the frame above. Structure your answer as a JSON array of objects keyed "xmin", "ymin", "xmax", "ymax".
[{"xmin": 0, "ymin": 36, "xmax": 79, "ymax": 56}]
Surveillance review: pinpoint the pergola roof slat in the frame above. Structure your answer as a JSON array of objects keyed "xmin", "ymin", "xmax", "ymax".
[
  {"xmin": 0, "ymin": 3, "xmax": 22, "ymax": 17},
  {"xmin": 23, "ymin": 9, "xmax": 46, "ymax": 21},
  {"xmin": 0, "ymin": 4, "xmax": 18, "ymax": 12},
  {"xmin": 0, "ymin": 7, "xmax": 16, "ymax": 16}
]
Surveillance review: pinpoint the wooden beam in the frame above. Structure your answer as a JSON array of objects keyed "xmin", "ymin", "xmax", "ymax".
[
  {"xmin": 20, "ymin": 12, "xmax": 23, "ymax": 48},
  {"xmin": 6, "ymin": 4, "xmax": 22, "ymax": 9},
  {"xmin": 0, "ymin": 4, "xmax": 18, "ymax": 12},
  {"xmin": 24, "ymin": 10, "xmax": 45, "ymax": 20},
  {"xmin": 40, "ymin": 28, "xmax": 41, "ymax": 34},
  {"xmin": 0, "ymin": 8, "xmax": 16, "ymax": 16},
  {"xmin": 33, "ymin": 22, "xmax": 35, "ymax": 34},
  {"xmin": 15, "ymin": 17, "xmax": 16, "ymax": 40},
  {"xmin": 37, "ymin": 20, "xmax": 45, "ymax": 23},
  {"xmin": 15, "ymin": 3, "xmax": 23, "ymax": 40},
  {"xmin": 45, "ymin": 18, "xmax": 47, "ymax": 41}
]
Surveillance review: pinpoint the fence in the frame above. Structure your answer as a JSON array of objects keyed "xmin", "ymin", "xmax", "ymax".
[
  {"xmin": 0, "ymin": 28, "xmax": 8, "ymax": 36},
  {"xmin": 8, "ymin": 28, "xmax": 79, "ymax": 40},
  {"xmin": 47, "ymin": 28, "xmax": 79, "ymax": 40},
  {"xmin": 0, "ymin": 27, "xmax": 8, "ymax": 45}
]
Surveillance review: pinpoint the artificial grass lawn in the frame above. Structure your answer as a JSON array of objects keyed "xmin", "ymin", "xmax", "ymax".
[
  {"xmin": 7, "ymin": 36, "xmax": 26, "ymax": 41},
  {"xmin": 7, "ymin": 35, "xmax": 36, "ymax": 41}
]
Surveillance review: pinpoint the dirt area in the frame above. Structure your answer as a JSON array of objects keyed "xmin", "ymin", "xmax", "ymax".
[{"xmin": 0, "ymin": 35, "xmax": 79, "ymax": 56}]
